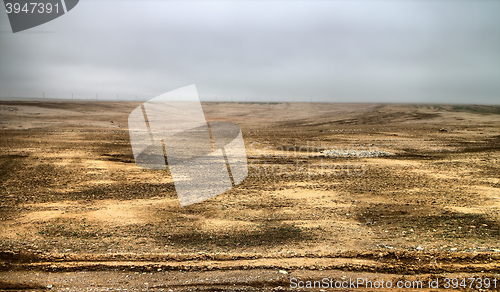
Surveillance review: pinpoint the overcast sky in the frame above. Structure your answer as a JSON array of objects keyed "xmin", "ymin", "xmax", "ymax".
[{"xmin": 0, "ymin": 0, "xmax": 499, "ymax": 103}]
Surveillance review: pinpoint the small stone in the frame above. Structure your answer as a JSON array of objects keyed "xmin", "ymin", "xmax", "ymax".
[
  {"xmin": 278, "ymin": 270, "xmax": 288, "ymax": 275},
  {"xmin": 47, "ymin": 285, "xmax": 53, "ymax": 289},
  {"xmin": 416, "ymin": 246, "xmax": 424, "ymax": 251}
]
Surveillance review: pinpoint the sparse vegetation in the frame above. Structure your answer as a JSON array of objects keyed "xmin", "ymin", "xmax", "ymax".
[{"xmin": 1, "ymin": 101, "xmax": 499, "ymax": 289}]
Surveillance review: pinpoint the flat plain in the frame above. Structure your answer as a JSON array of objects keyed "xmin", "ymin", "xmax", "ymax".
[{"xmin": 1, "ymin": 101, "xmax": 499, "ymax": 291}]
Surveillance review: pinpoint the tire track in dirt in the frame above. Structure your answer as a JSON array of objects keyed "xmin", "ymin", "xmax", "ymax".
[{"xmin": 3, "ymin": 251, "xmax": 500, "ymax": 274}]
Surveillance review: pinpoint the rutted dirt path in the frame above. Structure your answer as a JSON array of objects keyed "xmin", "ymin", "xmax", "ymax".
[
  {"xmin": 3, "ymin": 250, "xmax": 500, "ymax": 274},
  {"xmin": 2, "ymin": 251, "xmax": 500, "ymax": 291}
]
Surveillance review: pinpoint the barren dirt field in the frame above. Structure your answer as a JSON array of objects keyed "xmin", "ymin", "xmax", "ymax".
[{"xmin": 1, "ymin": 101, "xmax": 500, "ymax": 291}]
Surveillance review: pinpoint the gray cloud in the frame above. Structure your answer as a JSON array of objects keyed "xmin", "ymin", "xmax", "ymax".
[{"xmin": 0, "ymin": 0, "xmax": 499, "ymax": 103}]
